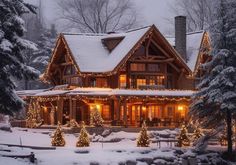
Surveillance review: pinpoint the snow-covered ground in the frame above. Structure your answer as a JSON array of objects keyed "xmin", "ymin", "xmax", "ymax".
[{"xmin": 0, "ymin": 128, "xmax": 233, "ymax": 165}]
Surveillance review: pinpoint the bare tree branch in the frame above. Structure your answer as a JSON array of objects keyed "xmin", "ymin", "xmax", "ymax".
[
  {"xmin": 57, "ymin": 0, "xmax": 139, "ymax": 33},
  {"xmin": 167, "ymin": 0, "xmax": 214, "ymax": 32}
]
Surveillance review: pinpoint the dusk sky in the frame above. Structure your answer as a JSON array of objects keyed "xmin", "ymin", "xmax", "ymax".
[{"xmin": 26, "ymin": 0, "xmax": 180, "ymax": 35}]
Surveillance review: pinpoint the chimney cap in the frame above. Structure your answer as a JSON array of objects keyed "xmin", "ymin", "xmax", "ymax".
[
  {"xmin": 175, "ymin": 15, "xmax": 186, "ymax": 19},
  {"xmin": 107, "ymin": 31, "xmax": 116, "ymax": 34}
]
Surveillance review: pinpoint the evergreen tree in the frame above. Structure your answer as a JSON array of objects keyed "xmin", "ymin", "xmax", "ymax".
[
  {"xmin": 0, "ymin": 0, "xmax": 39, "ymax": 115},
  {"xmin": 190, "ymin": 0, "xmax": 236, "ymax": 155},
  {"xmin": 76, "ymin": 121, "xmax": 90, "ymax": 147},
  {"xmin": 192, "ymin": 126, "xmax": 204, "ymax": 143},
  {"xmin": 26, "ymin": 100, "xmax": 43, "ymax": 128},
  {"xmin": 176, "ymin": 124, "xmax": 190, "ymax": 147},
  {"xmin": 90, "ymin": 107, "xmax": 103, "ymax": 127},
  {"xmin": 137, "ymin": 121, "xmax": 150, "ymax": 147},
  {"xmin": 51, "ymin": 122, "xmax": 66, "ymax": 146},
  {"xmin": 22, "ymin": 24, "xmax": 56, "ymax": 90}
]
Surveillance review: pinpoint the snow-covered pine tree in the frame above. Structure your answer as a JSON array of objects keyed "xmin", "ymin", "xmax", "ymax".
[
  {"xmin": 190, "ymin": 0, "xmax": 236, "ymax": 156},
  {"xmin": 0, "ymin": 0, "xmax": 39, "ymax": 115},
  {"xmin": 22, "ymin": 23, "xmax": 56, "ymax": 90}
]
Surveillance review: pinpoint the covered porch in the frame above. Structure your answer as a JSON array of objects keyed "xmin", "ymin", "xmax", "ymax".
[{"xmin": 24, "ymin": 88, "xmax": 193, "ymax": 128}]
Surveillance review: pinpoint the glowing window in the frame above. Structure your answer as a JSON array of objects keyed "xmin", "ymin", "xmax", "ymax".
[
  {"xmin": 130, "ymin": 63, "xmax": 145, "ymax": 71},
  {"xmin": 119, "ymin": 75, "xmax": 126, "ymax": 88},
  {"xmin": 137, "ymin": 79, "xmax": 146, "ymax": 87},
  {"xmin": 157, "ymin": 76, "xmax": 165, "ymax": 85}
]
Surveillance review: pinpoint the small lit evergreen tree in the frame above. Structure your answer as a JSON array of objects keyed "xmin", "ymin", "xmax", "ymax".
[
  {"xmin": 26, "ymin": 101, "xmax": 43, "ymax": 128},
  {"xmin": 192, "ymin": 126, "xmax": 204, "ymax": 143},
  {"xmin": 51, "ymin": 122, "xmax": 65, "ymax": 146},
  {"xmin": 76, "ymin": 121, "xmax": 90, "ymax": 147},
  {"xmin": 219, "ymin": 124, "xmax": 228, "ymax": 146},
  {"xmin": 90, "ymin": 107, "xmax": 103, "ymax": 127},
  {"xmin": 137, "ymin": 121, "xmax": 150, "ymax": 147},
  {"xmin": 176, "ymin": 124, "xmax": 190, "ymax": 147}
]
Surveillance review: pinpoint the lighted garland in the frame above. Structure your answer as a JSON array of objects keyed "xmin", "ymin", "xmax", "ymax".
[
  {"xmin": 51, "ymin": 122, "xmax": 66, "ymax": 146},
  {"xmin": 137, "ymin": 121, "xmax": 150, "ymax": 147},
  {"xmin": 76, "ymin": 121, "xmax": 90, "ymax": 147}
]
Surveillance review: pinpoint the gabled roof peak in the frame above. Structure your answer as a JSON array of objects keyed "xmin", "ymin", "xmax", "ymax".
[{"xmin": 61, "ymin": 26, "xmax": 152, "ymax": 37}]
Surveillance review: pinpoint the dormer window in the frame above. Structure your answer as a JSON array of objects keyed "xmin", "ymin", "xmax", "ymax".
[{"xmin": 102, "ymin": 36, "xmax": 124, "ymax": 52}]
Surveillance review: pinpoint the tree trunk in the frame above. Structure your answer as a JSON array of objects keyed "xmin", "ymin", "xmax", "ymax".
[{"xmin": 226, "ymin": 109, "xmax": 233, "ymax": 155}]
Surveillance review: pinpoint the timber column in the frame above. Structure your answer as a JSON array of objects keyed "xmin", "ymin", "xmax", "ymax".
[
  {"xmin": 123, "ymin": 97, "xmax": 128, "ymax": 127},
  {"xmin": 69, "ymin": 96, "xmax": 76, "ymax": 120},
  {"xmin": 57, "ymin": 97, "xmax": 63, "ymax": 124}
]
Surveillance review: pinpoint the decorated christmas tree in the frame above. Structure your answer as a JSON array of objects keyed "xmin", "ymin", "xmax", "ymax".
[
  {"xmin": 219, "ymin": 127, "xmax": 228, "ymax": 146},
  {"xmin": 26, "ymin": 101, "xmax": 43, "ymax": 128},
  {"xmin": 76, "ymin": 121, "xmax": 90, "ymax": 147},
  {"xmin": 90, "ymin": 107, "xmax": 103, "ymax": 127},
  {"xmin": 176, "ymin": 124, "xmax": 190, "ymax": 147},
  {"xmin": 192, "ymin": 126, "xmax": 204, "ymax": 143},
  {"xmin": 137, "ymin": 121, "xmax": 150, "ymax": 147},
  {"xmin": 51, "ymin": 122, "xmax": 66, "ymax": 146}
]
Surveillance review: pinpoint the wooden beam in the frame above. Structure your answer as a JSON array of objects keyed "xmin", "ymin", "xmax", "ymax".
[
  {"xmin": 59, "ymin": 62, "xmax": 73, "ymax": 66},
  {"xmin": 123, "ymin": 98, "xmax": 128, "ymax": 127},
  {"xmin": 148, "ymin": 55, "xmax": 166, "ymax": 59},
  {"xmin": 129, "ymin": 58, "xmax": 174, "ymax": 63},
  {"xmin": 151, "ymin": 39, "xmax": 170, "ymax": 58},
  {"xmin": 167, "ymin": 62, "xmax": 181, "ymax": 73},
  {"xmin": 145, "ymin": 38, "xmax": 151, "ymax": 56},
  {"xmin": 57, "ymin": 97, "xmax": 63, "ymax": 124}
]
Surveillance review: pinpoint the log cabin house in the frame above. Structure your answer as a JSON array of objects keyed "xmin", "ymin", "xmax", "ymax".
[{"xmin": 18, "ymin": 16, "xmax": 211, "ymax": 127}]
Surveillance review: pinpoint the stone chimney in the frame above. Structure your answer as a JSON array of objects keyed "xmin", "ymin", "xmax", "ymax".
[{"xmin": 175, "ymin": 16, "xmax": 187, "ymax": 61}]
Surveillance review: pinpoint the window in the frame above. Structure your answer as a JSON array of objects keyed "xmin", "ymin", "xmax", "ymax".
[
  {"xmin": 64, "ymin": 66, "xmax": 72, "ymax": 75},
  {"xmin": 148, "ymin": 106, "xmax": 162, "ymax": 119},
  {"xmin": 157, "ymin": 76, "xmax": 165, "ymax": 86},
  {"xmin": 64, "ymin": 65, "xmax": 76, "ymax": 75},
  {"xmin": 137, "ymin": 78, "xmax": 146, "ymax": 87},
  {"xmin": 70, "ymin": 77, "xmax": 83, "ymax": 86},
  {"xmin": 148, "ymin": 64, "xmax": 160, "ymax": 72},
  {"xmin": 119, "ymin": 75, "xmax": 126, "ymax": 88},
  {"xmin": 96, "ymin": 78, "xmax": 108, "ymax": 87},
  {"xmin": 167, "ymin": 106, "xmax": 174, "ymax": 118},
  {"xmin": 130, "ymin": 63, "xmax": 145, "ymax": 71},
  {"xmin": 149, "ymin": 76, "xmax": 156, "ymax": 85},
  {"xmin": 90, "ymin": 78, "xmax": 96, "ymax": 87}
]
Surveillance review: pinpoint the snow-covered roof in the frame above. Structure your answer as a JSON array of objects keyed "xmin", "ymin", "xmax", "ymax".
[
  {"xmin": 34, "ymin": 90, "xmax": 69, "ymax": 97},
  {"xmin": 63, "ymin": 26, "xmax": 150, "ymax": 73},
  {"xmin": 166, "ymin": 31, "xmax": 204, "ymax": 72},
  {"xmin": 16, "ymin": 89, "xmax": 49, "ymax": 97},
  {"xmin": 17, "ymin": 88, "xmax": 195, "ymax": 97},
  {"xmin": 70, "ymin": 88, "xmax": 194, "ymax": 97}
]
